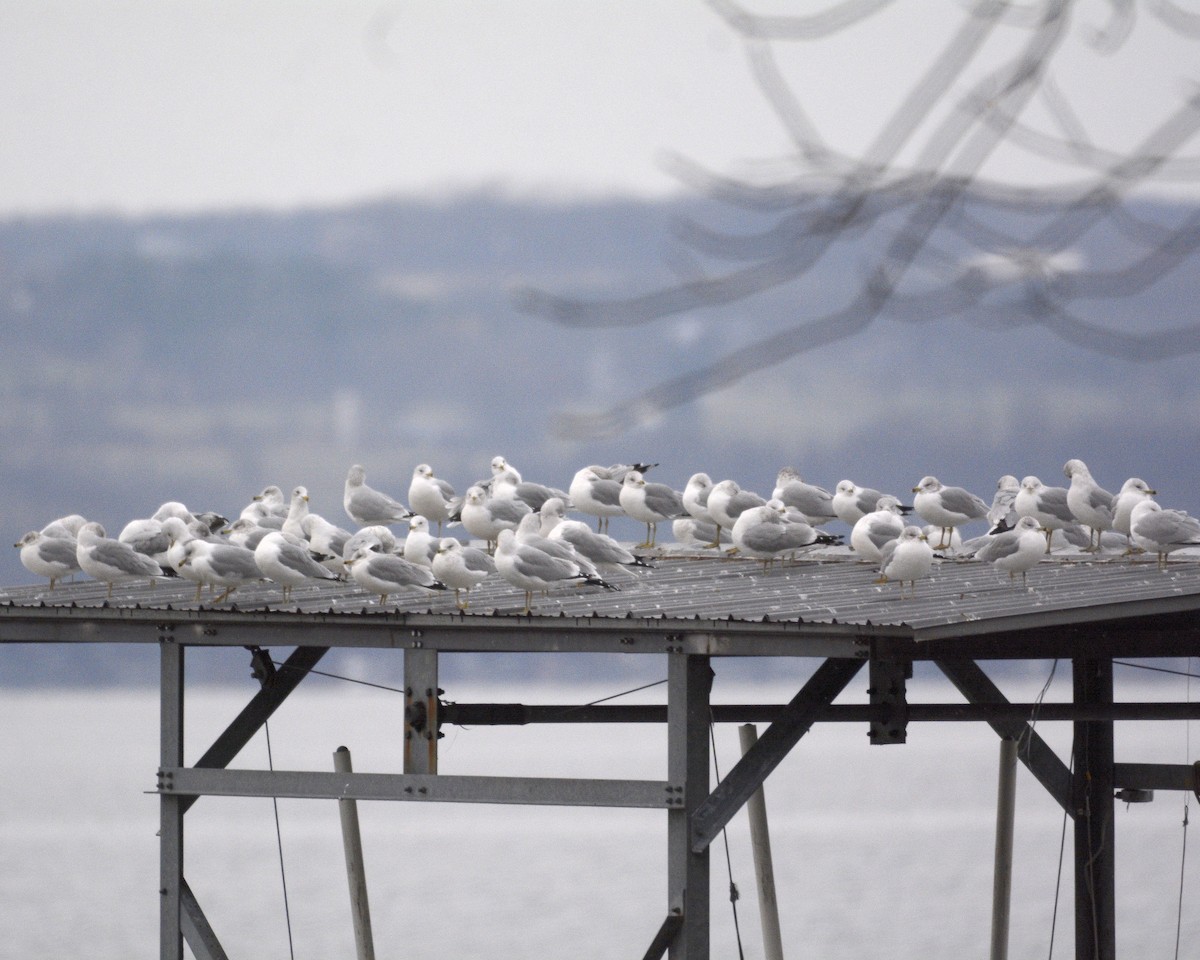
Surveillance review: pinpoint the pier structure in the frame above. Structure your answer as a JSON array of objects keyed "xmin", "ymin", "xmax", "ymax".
[{"xmin": 3, "ymin": 553, "xmax": 1200, "ymax": 959}]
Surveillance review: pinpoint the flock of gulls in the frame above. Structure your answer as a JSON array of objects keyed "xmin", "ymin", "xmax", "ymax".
[{"xmin": 12, "ymin": 457, "xmax": 1200, "ymax": 612}]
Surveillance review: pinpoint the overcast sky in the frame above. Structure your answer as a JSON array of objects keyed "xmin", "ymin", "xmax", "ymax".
[{"xmin": 4, "ymin": 1, "xmax": 1199, "ymax": 216}]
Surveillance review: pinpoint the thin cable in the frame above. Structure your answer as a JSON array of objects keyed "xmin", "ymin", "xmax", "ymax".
[
  {"xmin": 264, "ymin": 720, "xmax": 296, "ymax": 960},
  {"xmin": 1174, "ymin": 657, "xmax": 1193, "ymax": 960},
  {"xmin": 709, "ymin": 717, "xmax": 746, "ymax": 960},
  {"xmin": 1047, "ymin": 746, "xmax": 1075, "ymax": 960},
  {"xmin": 1114, "ymin": 659, "xmax": 1200, "ymax": 681}
]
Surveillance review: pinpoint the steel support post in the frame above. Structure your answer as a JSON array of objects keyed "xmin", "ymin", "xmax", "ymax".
[
  {"xmin": 404, "ymin": 648, "xmax": 439, "ymax": 775},
  {"xmin": 1073, "ymin": 658, "xmax": 1115, "ymax": 960},
  {"xmin": 667, "ymin": 654, "xmax": 711, "ymax": 959},
  {"xmin": 160, "ymin": 640, "xmax": 184, "ymax": 960}
]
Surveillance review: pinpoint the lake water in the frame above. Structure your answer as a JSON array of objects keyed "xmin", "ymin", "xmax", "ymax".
[{"xmin": 2, "ymin": 665, "xmax": 1197, "ymax": 959}]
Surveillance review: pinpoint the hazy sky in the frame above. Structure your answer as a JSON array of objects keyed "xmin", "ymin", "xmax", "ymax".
[{"xmin": 4, "ymin": 1, "xmax": 1199, "ymax": 216}]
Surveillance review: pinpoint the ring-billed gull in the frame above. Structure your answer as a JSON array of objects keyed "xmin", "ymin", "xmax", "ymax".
[
  {"xmin": 1063, "ymin": 459, "xmax": 1115, "ymax": 551},
  {"xmin": 912, "ymin": 476, "xmax": 988, "ymax": 550},
  {"xmin": 1130, "ymin": 499, "xmax": 1200, "ymax": 567},
  {"xmin": 342, "ymin": 525, "xmax": 400, "ymax": 560},
  {"xmin": 492, "ymin": 469, "xmax": 571, "ymax": 512},
  {"xmin": 343, "ymin": 464, "xmax": 414, "ymax": 526},
  {"xmin": 875, "ymin": 525, "xmax": 934, "ymax": 599},
  {"xmin": 682, "ymin": 473, "xmax": 716, "ymax": 524},
  {"xmin": 408, "ymin": 464, "xmax": 462, "ymax": 532},
  {"xmin": 706, "ymin": 480, "xmax": 766, "ymax": 547},
  {"xmin": 587, "ymin": 462, "xmax": 657, "ymax": 483},
  {"xmin": 568, "ymin": 467, "xmax": 626, "ymax": 533},
  {"xmin": 974, "ymin": 515, "xmax": 1045, "ymax": 585},
  {"xmin": 246, "ymin": 485, "xmax": 288, "ymax": 519},
  {"xmin": 1112, "ymin": 478, "xmax": 1157, "ymax": 549},
  {"xmin": 773, "ymin": 468, "xmax": 837, "ymax": 525},
  {"xmin": 672, "ymin": 517, "xmax": 727, "ymax": 548},
  {"xmin": 76, "ymin": 521, "xmax": 165, "ymax": 597},
  {"xmin": 832, "ymin": 480, "xmax": 910, "ymax": 526},
  {"xmin": 432, "ymin": 538, "xmax": 496, "ymax": 610},
  {"xmin": 494, "ymin": 528, "xmax": 610, "ymax": 613},
  {"xmin": 1014, "ymin": 476, "xmax": 1075, "ymax": 553},
  {"xmin": 619, "ymin": 470, "xmax": 686, "ymax": 548},
  {"xmin": 40, "ymin": 514, "xmax": 87, "ymax": 539},
  {"xmin": 178, "ymin": 538, "xmax": 263, "ymax": 604},
  {"xmin": 515, "ymin": 513, "xmax": 610, "ymax": 582},
  {"xmin": 849, "ymin": 495, "xmax": 905, "ymax": 562},
  {"xmin": 460, "ymin": 485, "xmax": 531, "ymax": 551},
  {"xmin": 345, "ymin": 545, "xmax": 447, "ymax": 603},
  {"xmin": 539, "ymin": 498, "xmax": 653, "ymax": 573},
  {"xmin": 15, "ymin": 530, "xmax": 82, "ymax": 589},
  {"xmin": 281, "ymin": 486, "xmax": 311, "ymax": 540},
  {"xmin": 731, "ymin": 499, "xmax": 840, "ymax": 569},
  {"xmin": 254, "ymin": 531, "xmax": 340, "ymax": 602},
  {"xmin": 986, "ymin": 475, "xmax": 1020, "ymax": 533},
  {"xmin": 403, "ymin": 515, "xmax": 439, "ymax": 567},
  {"xmin": 117, "ymin": 517, "xmax": 171, "ymax": 567},
  {"xmin": 301, "ymin": 514, "xmax": 353, "ymax": 575}
]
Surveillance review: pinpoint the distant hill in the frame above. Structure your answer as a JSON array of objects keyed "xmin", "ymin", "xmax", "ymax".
[{"xmin": 3, "ymin": 190, "xmax": 1199, "ymax": 684}]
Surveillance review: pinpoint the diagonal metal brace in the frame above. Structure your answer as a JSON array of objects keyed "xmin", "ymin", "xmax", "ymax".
[
  {"xmin": 690, "ymin": 657, "xmax": 864, "ymax": 853},
  {"xmin": 181, "ymin": 645, "xmax": 329, "ymax": 814},
  {"xmin": 640, "ymin": 910, "xmax": 684, "ymax": 960},
  {"xmin": 935, "ymin": 658, "xmax": 1073, "ymax": 816},
  {"xmin": 181, "ymin": 878, "xmax": 229, "ymax": 960}
]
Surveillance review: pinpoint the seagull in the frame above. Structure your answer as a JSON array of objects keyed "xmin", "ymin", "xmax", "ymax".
[
  {"xmin": 117, "ymin": 516, "xmax": 171, "ymax": 566},
  {"xmin": 1112, "ymin": 478, "xmax": 1157, "ymax": 550},
  {"xmin": 1063, "ymin": 459, "xmax": 1116, "ymax": 551},
  {"xmin": 343, "ymin": 464, "xmax": 414, "ymax": 526},
  {"xmin": 345, "ymin": 544, "xmax": 447, "ymax": 603},
  {"xmin": 178, "ymin": 538, "xmax": 263, "ymax": 604},
  {"xmin": 986, "ymin": 475, "xmax": 1021, "ymax": 533},
  {"xmin": 494, "ymin": 528, "xmax": 611, "ymax": 614},
  {"xmin": 40, "ymin": 514, "xmax": 88, "ymax": 539},
  {"xmin": 832, "ymin": 480, "xmax": 911, "ymax": 526},
  {"xmin": 460, "ymin": 485, "xmax": 531, "ymax": 552},
  {"xmin": 587, "ymin": 462, "xmax": 657, "ymax": 483},
  {"xmin": 301, "ymin": 513, "xmax": 354, "ymax": 575},
  {"xmin": 15, "ymin": 530, "xmax": 82, "ymax": 589},
  {"xmin": 706, "ymin": 480, "xmax": 767, "ymax": 548},
  {"xmin": 912, "ymin": 476, "xmax": 988, "ymax": 550},
  {"xmin": 342, "ymin": 525, "xmax": 401, "ymax": 560},
  {"xmin": 671, "ymin": 517, "xmax": 727, "ymax": 549},
  {"xmin": 619, "ymin": 470, "xmax": 685, "ymax": 548},
  {"xmin": 849, "ymin": 495, "xmax": 905, "ymax": 562},
  {"xmin": 875, "ymin": 525, "xmax": 934, "ymax": 599},
  {"xmin": 539, "ymin": 498, "xmax": 653, "ymax": 574},
  {"xmin": 492, "ymin": 469, "xmax": 571, "ymax": 512},
  {"xmin": 246, "ymin": 485, "xmax": 289, "ymax": 519},
  {"xmin": 75, "ymin": 521, "xmax": 165, "ymax": 597},
  {"xmin": 254, "ymin": 531, "xmax": 340, "ymax": 602},
  {"xmin": 1014, "ymin": 476, "xmax": 1075, "ymax": 553},
  {"xmin": 682, "ymin": 473, "xmax": 716, "ymax": 524},
  {"xmin": 568, "ymin": 467, "xmax": 627, "ymax": 533},
  {"xmin": 1130, "ymin": 499, "xmax": 1200, "ymax": 568},
  {"xmin": 515, "ymin": 512, "xmax": 608, "ymax": 581},
  {"xmin": 974, "ymin": 516, "xmax": 1045, "ymax": 586},
  {"xmin": 403, "ymin": 515, "xmax": 439, "ymax": 567},
  {"xmin": 431, "ymin": 538, "xmax": 496, "ymax": 610},
  {"xmin": 408, "ymin": 463, "xmax": 462, "ymax": 533},
  {"xmin": 281, "ymin": 485, "xmax": 312, "ymax": 540},
  {"xmin": 773, "ymin": 468, "xmax": 837, "ymax": 525},
  {"xmin": 731, "ymin": 499, "xmax": 841, "ymax": 569},
  {"xmin": 224, "ymin": 517, "xmax": 279, "ymax": 552}
]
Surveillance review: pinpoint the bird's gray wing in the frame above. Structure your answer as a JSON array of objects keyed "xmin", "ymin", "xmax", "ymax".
[
  {"xmin": 40, "ymin": 538, "xmax": 82, "ymax": 567},
  {"xmin": 975, "ymin": 532, "xmax": 1020, "ymax": 563},
  {"xmin": 643, "ymin": 484, "xmax": 684, "ymax": 517},
  {"xmin": 1038, "ymin": 488, "xmax": 1075, "ymax": 523},
  {"xmin": 209, "ymin": 544, "xmax": 262, "ymax": 579},
  {"xmin": 92, "ymin": 541, "xmax": 160, "ymax": 576},
  {"xmin": 489, "ymin": 499, "xmax": 532, "ymax": 524},
  {"xmin": 941, "ymin": 487, "xmax": 988, "ymax": 518},
  {"xmin": 462, "ymin": 549, "xmax": 497, "ymax": 574}
]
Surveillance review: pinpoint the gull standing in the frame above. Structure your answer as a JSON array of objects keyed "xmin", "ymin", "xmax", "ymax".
[
  {"xmin": 254, "ymin": 531, "xmax": 340, "ymax": 602},
  {"xmin": 1130, "ymin": 499, "xmax": 1200, "ymax": 568},
  {"xmin": 178, "ymin": 538, "xmax": 263, "ymax": 604},
  {"xmin": 432, "ymin": 538, "xmax": 496, "ymax": 610},
  {"xmin": 707, "ymin": 480, "xmax": 767, "ymax": 548},
  {"xmin": 494, "ymin": 528, "xmax": 611, "ymax": 614},
  {"xmin": 974, "ymin": 516, "xmax": 1045, "ymax": 586},
  {"xmin": 1112, "ymin": 478, "xmax": 1157, "ymax": 550},
  {"xmin": 732, "ymin": 499, "xmax": 841, "ymax": 569},
  {"xmin": 15, "ymin": 530, "xmax": 82, "ymax": 589},
  {"xmin": 672, "ymin": 517, "xmax": 726, "ymax": 549},
  {"xmin": 492, "ymin": 470, "xmax": 571, "ymax": 512},
  {"xmin": 912, "ymin": 476, "xmax": 989, "ymax": 550},
  {"xmin": 460, "ymin": 485, "xmax": 531, "ymax": 552},
  {"xmin": 76, "ymin": 522, "xmax": 165, "ymax": 597},
  {"xmin": 343, "ymin": 464, "xmax": 414, "ymax": 526},
  {"xmin": 540, "ymin": 498, "xmax": 653, "ymax": 574},
  {"xmin": 40, "ymin": 514, "xmax": 87, "ymax": 539},
  {"xmin": 773, "ymin": 468, "xmax": 837, "ymax": 525},
  {"xmin": 403, "ymin": 515, "xmax": 440, "ymax": 567},
  {"xmin": 408, "ymin": 463, "xmax": 462, "ymax": 533},
  {"xmin": 987, "ymin": 475, "xmax": 1021, "ymax": 533},
  {"xmin": 1063, "ymin": 459, "xmax": 1116, "ymax": 551},
  {"xmin": 345, "ymin": 545, "xmax": 447, "ymax": 603},
  {"xmin": 875, "ymin": 526, "xmax": 934, "ymax": 599},
  {"xmin": 1014, "ymin": 476, "xmax": 1075, "ymax": 553},
  {"xmin": 832, "ymin": 480, "xmax": 910, "ymax": 526},
  {"xmin": 281, "ymin": 485, "xmax": 312, "ymax": 540},
  {"xmin": 568, "ymin": 467, "xmax": 627, "ymax": 534},
  {"xmin": 619, "ymin": 470, "xmax": 685, "ymax": 549},
  {"xmin": 849, "ymin": 496, "xmax": 905, "ymax": 562}
]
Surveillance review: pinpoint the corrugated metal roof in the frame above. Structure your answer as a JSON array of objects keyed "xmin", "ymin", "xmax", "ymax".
[{"xmin": 3, "ymin": 548, "xmax": 1200, "ymax": 644}]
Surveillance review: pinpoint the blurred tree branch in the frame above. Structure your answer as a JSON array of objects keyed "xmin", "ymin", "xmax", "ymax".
[{"xmin": 514, "ymin": 0, "xmax": 1200, "ymax": 438}]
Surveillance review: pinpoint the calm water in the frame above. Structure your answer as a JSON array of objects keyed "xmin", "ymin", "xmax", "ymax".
[{"xmin": 2, "ymin": 668, "xmax": 1197, "ymax": 959}]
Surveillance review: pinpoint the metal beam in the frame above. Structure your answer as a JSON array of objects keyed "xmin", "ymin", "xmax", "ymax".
[
  {"xmin": 181, "ymin": 645, "xmax": 328, "ymax": 814},
  {"xmin": 642, "ymin": 911, "xmax": 685, "ymax": 960},
  {"xmin": 1114, "ymin": 762, "xmax": 1200, "ymax": 792},
  {"xmin": 159, "ymin": 640, "xmax": 184, "ymax": 960},
  {"xmin": 160, "ymin": 767, "xmax": 676, "ymax": 808},
  {"xmin": 935, "ymin": 659, "xmax": 1073, "ymax": 815},
  {"xmin": 404, "ymin": 648, "xmax": 439, "ymax": 775},
  {"xmin": 1073, "ymin": 658, "xmax": 1115, "ymax": 960},
  {"xmin": 690, "ymin": 658, "xmax": 864, "ymax": 854},
  {"xmin": 668, "ymin": 654, "xmax": 711, "ymax": 959},
  {"xmin": 180, "ymin": 879, "xmax": 229, "ymax": 960}
]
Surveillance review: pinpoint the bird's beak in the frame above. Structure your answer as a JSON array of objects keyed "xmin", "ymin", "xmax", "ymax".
[{"xmin": 911, "ymin": 486, "xmax": 920, "ymax": 493}]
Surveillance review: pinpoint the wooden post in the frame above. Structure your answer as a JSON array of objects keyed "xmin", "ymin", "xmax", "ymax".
[
  {"xmin": 334, "ymin": 747, "xmax": 376, "ymax": 960},
  {"xmin": 738, "ymin": 724, "xmax": 784, "ymax": 960}
]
